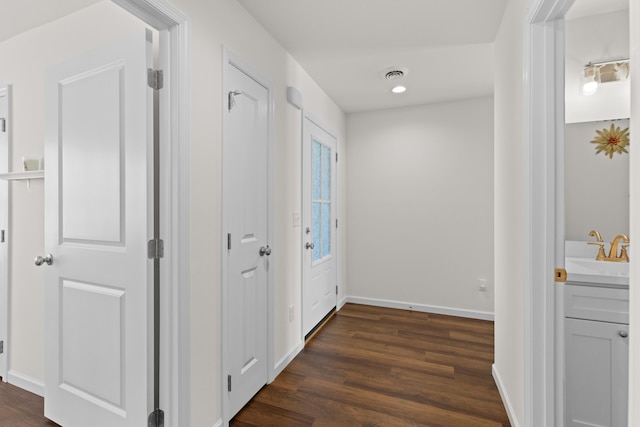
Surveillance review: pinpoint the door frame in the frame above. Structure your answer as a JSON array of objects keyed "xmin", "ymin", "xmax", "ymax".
[
  {"xmin": 525, "ymin": 0, "xmax": 570, "ymax": 425},
  {"xmin": 522, "ymin": 0, "xmax": 634, "ymax": 425},
  {"xmin": 0, "ymin": 85, "xmax": 12, "ymax": 382},
  {"xmin": 630, "ymin": 1, "xmax": 640, "ymax": 423},
  {"xmin": 221, "ymin": 48, "xmax": 275, "ymax": 426},
  {"xmin": 110, "ymin": 1, "xmax": 190, "ymax": 426},
  {"xmin": 300, "ymin": 111, "xmax": 338, "ymax": 340}
]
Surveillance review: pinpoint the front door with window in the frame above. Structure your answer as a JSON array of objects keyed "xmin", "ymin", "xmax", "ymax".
[{"xmin": 302, "ymin": 116, "xmax": 337, "ymax": 336}]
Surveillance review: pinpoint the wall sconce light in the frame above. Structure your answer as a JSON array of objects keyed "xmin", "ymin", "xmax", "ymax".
[{"xmin": 581, "ymin": 59, "xmax": 629, "ymax": 96}]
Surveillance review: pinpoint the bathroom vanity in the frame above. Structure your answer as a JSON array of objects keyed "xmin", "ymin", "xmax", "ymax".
[
  {"xmin": 564, "ymin": 245, "xmax": 629, "ymax": 427},
  {"xmin": 564, "ymin": 283, "xmax": 628, "ymax": 427}
]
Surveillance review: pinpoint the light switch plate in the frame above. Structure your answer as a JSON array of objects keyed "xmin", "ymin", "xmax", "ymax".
[{"xmin": 293, "ymin": 212, "xmax": 301, "ymax": 227}]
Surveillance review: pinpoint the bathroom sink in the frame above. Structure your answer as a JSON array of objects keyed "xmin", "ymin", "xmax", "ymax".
[{"xmin": 565, "ymin": 256, "xmax": 629, "ymax": 286}]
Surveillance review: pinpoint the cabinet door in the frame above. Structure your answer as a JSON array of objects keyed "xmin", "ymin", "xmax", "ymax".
[{"xmin": 565, "ymin": 318, "xmax": 628, "ymax": 427}]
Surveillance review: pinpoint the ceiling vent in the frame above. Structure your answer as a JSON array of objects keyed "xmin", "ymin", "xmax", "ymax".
[
  {"xmin": 380, "ymin": 66, "xmax": 409, "ymax": 80},
  {"xmin": 385, "ymin": 70, "xmax": 404, "ymax": 80}
]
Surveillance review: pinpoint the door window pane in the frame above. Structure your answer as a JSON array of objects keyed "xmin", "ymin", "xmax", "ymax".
[
  {"xmin": 312, "ymin": 141, "xmax": 321, "ymax": 200},
  {"xmin": 321, "ymin": 203, "xmax": 331, "ymax": 258},
  {"xmin": 311, "ymin": 139, "xmax": 332, "ymax": 262},
  {"xmin": 312, "ymin": 202, "xmax": 321, "ymax": 261},
  {"xmin": 321, "ymin": 145, "xmax": 331, "ymax": 200}
]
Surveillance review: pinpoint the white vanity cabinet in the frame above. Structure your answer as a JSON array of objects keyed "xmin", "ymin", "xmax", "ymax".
[{"xmin": 564, "ymin": 284, "xmax": 629, "ymax": 427}]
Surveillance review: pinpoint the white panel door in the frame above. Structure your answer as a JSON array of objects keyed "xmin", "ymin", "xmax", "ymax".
[
  {"xmin": 0, "ymin": 86, "xmax": 9, "ymax": 381},
  {"xmin": 43, "ymin": 31, "xmax": 154, "ymax": 427},
  {"xmin": 302, "ymin": 117, "xmax": 337, "ymax": 337},
  {"xmin": 224, "ymin": 62, "xmax": 269, "ymax": 418}
]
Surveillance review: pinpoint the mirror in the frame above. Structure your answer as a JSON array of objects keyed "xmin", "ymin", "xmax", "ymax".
[{"xmin": 564, "ymin": 2, "xmax": 630, "ymax": 242}]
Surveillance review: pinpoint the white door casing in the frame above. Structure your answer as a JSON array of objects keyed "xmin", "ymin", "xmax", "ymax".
[
  {"xmin": 44, "ymin": 30, "xmax": 154, "ymax": 427},
  {"xmin": 223, "ymin": 58, "xmax": 270, "ymax": 419},
  {"xmin": 0, "ymin": 86, "xmax": 10, "ymax": 382},
  {"xmin": 302, "ymin": 115, "xmax": 337, "ymax": 337},
  {"xmin": 526, "ymin": 0, "xmax": 576, "ymax": 425},
  {"xmin": 111, "ymin": 1, "xmax": 192, "ymax": 425}
]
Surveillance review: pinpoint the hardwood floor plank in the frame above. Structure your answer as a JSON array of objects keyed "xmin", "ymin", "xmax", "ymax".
[
  {"xmin": 0, "ymin": 381, "xmax": 59, "ymax": 426},
  {"xmin": 298, "ymin": 376, "xmax": 503, "ymax": 427},
  {"xmin": 232, "ymin": 304, "xmax": 510, "ymax": 426},
  {"xmin": 0, "ymin": 303, "xmax": 510, "ymax": 426}
]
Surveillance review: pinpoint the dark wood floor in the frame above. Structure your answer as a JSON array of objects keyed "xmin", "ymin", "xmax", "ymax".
[
  {"xmin": 0, "ymin": 303, "xmax": 509, "ymax": 426},
  {"xmin": 232, "ymin": 303, "xmax": 511, "ymax": 427},
  {"xmin": 0, "ymin": 380, "xmax": 59, "ymax": 426}
]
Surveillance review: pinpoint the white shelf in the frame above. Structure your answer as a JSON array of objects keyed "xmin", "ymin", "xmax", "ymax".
[{"xmin": 0, "ymin": 170, "xmax": 44, "ymax": 181}]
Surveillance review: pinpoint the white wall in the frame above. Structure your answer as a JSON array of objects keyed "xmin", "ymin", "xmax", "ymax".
[
  {"xmin": 346, "ymin": 97, "xmax": 494, "ymax": 316},
  {"xmin": 1, "ymin": 1, "xmax": 347, "ymax": 425},
  {"xmin": 493, "ymin": 0, "xmax": 528, "ymax": 424},
  {"xmin": 565, "ymin": 9, "xmax": 630, "ymax": 124},
  {"xmin": 0, "ymin": 1, "xmax": 148, "ymax": 388},
  {"xmin": 174, "ymin": 1, "xmax": 346, "ymax": 424},
  {"xmin": 565, "ymin": 119, "xmax": 629, "ymax": 241}
]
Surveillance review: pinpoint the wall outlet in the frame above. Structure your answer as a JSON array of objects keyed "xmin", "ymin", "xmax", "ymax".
[
  {"xmin": 288, "ymin": 305, "xmax": 294, "ymax": 322},
  {"xmin": 478, "ymin": 278, "xmax": 487, "ymax": 292}
]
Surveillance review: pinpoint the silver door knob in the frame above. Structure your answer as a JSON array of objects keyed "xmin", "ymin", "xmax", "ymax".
[
  {"xmin": 305, "ymin": 242, "xmax": 314, "ymax": 250},
  {"xmin": 259, "ymin": 246, "xmax": 272, "ymax": 256},
  {"xmin": 619, "ymin": 330, "xmax": 628, "ymax": 338},
  {"xmin": 35, "ymin": 254, "xmax": 53, "ymax": 266}
]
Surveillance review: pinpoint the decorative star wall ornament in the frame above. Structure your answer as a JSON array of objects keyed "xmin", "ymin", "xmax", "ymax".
[{"xmin": 591, "ymin": 124, "xmax": 630, "ymax": 159}]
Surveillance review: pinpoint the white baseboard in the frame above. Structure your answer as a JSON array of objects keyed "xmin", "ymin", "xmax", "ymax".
[
  {"xmin": 492, "ymin": 364, "xmax": 520, "ymax": 427},
  {"xmin": 272, "ymin": 340, "xmax": 303, "ymax": 380},
  {"xmin": 346, "ymin": 296, "xmax": 494, "ymax": 321},
  {"xmin": 7, "ymin": 370, "xmax": 44, "ymax": 397},
  {"xmin": 337, "ymin": 295, "xmax": 348, "ymax": 310},
  {"xmin": 212, "ymin": 419, "xmax": 223, "ymax": 427}
]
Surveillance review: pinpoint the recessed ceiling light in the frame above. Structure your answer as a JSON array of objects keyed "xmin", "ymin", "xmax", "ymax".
[{"xmin": 391, "ymin": 85, "xmax": 406, "ymax": 94}]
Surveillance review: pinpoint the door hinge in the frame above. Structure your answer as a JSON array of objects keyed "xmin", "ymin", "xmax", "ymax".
[
  {"xmin": 228, "ymin": 90, "xmax": 242, "ymax": 112},
  {"xmin": 336, "ymin": 219, "xmax": 338, "ymax": 228},
  {"xmin": 147, "ymin": 68, "xmax": 164, "ymax": 90},
  {"xmin": 0, "ymin": 118, "xmax": 5, "ymax": 133},
  {"xmin": 336, "ymin": 152, "xmax": 338, "ymax": 162},
  {"xmin": 336, "ymin": 285, "xmax": 338, "ymax": 295},
  {"xmin": 148, "ymin": 409, "xmax": 164, "ymax": 427},
  {"xmin": 228, "ymin": 374, "xmax": 232, "ymax": 392},
  {"xmin": 1, "ymin": 230, "xmax": 4, "ymax": 243},
  {"xmin": 0, "ymin": 341, "xmax": 3, "ymax": 354},
  {"xmin": 555, "ymin": 268, "xmax": 567, "ymax": 283},
  {"xmin": 227, "ymin": 233, "xmax": 232, "ymax": 250},
  {"xmin": 147, "ymin": 239, "xmax": 164, "ymax": 259}
]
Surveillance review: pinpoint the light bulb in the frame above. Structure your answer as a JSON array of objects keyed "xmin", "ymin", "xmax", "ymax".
[
  {"xmin": 582, "ymin": 81, "xmax": 598, "ymax": 96},
  {"xmin": 391, "ymin": 85, "xmax": 406, "ymax": 94},
  {"xmin": 581, "ymin": 64, "xmax": 600, "ymax": 96}
]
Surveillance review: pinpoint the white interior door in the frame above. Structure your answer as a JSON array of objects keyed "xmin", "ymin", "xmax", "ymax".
[
  {"xmin": 43, "ymin": 30, "xmax": 154, "ymax": 427},
  {"xmin": 302, "ymin": 116, "xmax": 337, "ymax": 337},
  {"xmin": 0, "ymin": 86, "xmax": 10, "ymax": 381},
  {"xmin": 223, "ymin": 61, "xmax": 269, "ymax": 418}
]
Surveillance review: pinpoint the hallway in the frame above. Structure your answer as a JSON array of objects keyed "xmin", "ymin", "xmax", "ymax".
[{"xmin": 232, "ymin": 303, "xmax": 510, "ymax": 426}]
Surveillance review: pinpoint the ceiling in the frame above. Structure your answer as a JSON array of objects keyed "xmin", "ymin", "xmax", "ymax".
[
  {"xmin": 0, "ymin": 0, "xmax": 628, "ymax": 114},
  {"xmin": 238, "ymin": 0, "xmax": 508, "ymax": 113},
  {"xmin": 565, "ymin": 0, "xmax": 628, "ymax": 20},
  {"xmin": 0, "ymin": 0, "xmax": 101, "ymax": 44}
]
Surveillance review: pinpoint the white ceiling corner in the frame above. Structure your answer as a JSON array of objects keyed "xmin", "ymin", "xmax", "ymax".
[
  {"xmin": 238, "ymin": 0, "xmax": 508, "ymax": 113},
  {"xmin": 0, "ymin": 0, "xmax": 102, "ymax": 44}
]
